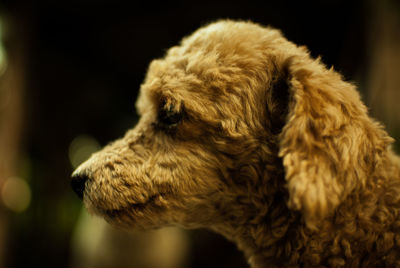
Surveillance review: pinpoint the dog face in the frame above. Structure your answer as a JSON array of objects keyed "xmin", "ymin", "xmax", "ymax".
[
  {"xmin": 72, "ymin": 21, "xmax": 286, "ymax": 230},
  {"xmin": 72, "ymin": 20, "xmax": 393, "ymax": 231}
]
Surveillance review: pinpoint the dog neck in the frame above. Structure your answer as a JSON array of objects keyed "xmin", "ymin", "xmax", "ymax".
[
  {"xmin": 209, "ymin": 168, "xmax": 300, "ymax": 267},
  {"xmin": 211, "ymin": 194, "xmax": 300, "ymax": 267}
]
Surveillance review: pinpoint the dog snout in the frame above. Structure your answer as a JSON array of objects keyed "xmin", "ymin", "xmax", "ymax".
[{"xmin": 71, "ymin": 172, "xmax": 89, "ymax": 199}]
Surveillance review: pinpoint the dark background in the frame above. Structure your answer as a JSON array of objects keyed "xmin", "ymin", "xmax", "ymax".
[{"xmin": 0, "ymin": 1, "xmax": 398, "ymax": 267}]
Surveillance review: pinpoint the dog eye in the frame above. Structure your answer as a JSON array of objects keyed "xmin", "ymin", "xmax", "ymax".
[
  {"xmin": 157, "ymin": 101, "xmax": 184, "ymax": 130},
  {"xmin": 159, "ymin": 108, "xmax": 183, "ymax": 126}
]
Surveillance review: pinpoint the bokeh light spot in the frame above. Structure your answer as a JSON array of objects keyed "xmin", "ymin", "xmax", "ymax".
[
  {"xmin": 1, "ymin": 176, "xmax": 31, "ymax": 212},
  {"xmin": 0, "ymin": 18, "xmax": 8, "ymax": 75},
  {"xmin": 69, "ymin": 135, "xmax": 101, "ymax": 169}
]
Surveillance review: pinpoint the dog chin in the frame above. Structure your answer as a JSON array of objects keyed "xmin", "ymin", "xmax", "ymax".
[{"xmin": 86, "ymin": 194, "xmax": 168, "ymax": 229}]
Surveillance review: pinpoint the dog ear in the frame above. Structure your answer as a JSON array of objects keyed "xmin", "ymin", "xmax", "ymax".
[{"xmin": 272, "ymin": 55, "xmax": 393, "ymax": 228}]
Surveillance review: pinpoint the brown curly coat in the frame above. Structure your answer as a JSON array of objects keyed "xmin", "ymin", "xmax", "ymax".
[{"xmin": 72, "ymin": 20, "xmax": 400, "ymax": 267}]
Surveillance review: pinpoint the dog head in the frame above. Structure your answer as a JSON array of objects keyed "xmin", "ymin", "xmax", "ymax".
[{"xmin": 72, "ymin": 20, "xmax": 393, "ymax": 230}]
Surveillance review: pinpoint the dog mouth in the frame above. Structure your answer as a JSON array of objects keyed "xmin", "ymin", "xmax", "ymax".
[{"xmin": 104, "ymin": 194, "xmax": 162, "ymax": 219}]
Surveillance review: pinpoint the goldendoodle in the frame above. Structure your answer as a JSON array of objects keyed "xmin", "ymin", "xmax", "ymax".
[{"xmin": 71, "ymin": 20, "xmax": 400, "ymax": 267}]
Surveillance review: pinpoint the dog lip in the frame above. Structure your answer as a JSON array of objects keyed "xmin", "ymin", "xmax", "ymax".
[{"xmin": 104, "ymin": 194, "xmax": 161, "ymax": 217}]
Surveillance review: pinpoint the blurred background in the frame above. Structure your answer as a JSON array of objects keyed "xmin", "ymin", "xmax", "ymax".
[{"xmin": 0, "ymin": 0, "xmax": 399, "ymax": 267}]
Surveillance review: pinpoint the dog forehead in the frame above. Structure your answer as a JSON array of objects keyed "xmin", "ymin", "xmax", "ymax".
[
  {"xmin": 143, "ymin": 24, "xmax": 270, "ymax": 91},
  {"xmin": 138, "ymin": 21, "xmax": 287, "ymax": 116}
]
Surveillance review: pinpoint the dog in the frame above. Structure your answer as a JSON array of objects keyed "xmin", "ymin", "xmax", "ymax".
[{"xmin": 71, "ymin": 20, "xmax": 400, "ymax": 267}]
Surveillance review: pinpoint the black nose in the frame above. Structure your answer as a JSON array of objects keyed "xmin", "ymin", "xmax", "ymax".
[{"xmin": 71, "ymin": 174, "xmax": 88, "ymax": 199}]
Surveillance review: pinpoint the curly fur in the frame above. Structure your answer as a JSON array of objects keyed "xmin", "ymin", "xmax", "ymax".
[{"xmin": 72, "ymin": 20, "xmax": 400, "ymax": 267}]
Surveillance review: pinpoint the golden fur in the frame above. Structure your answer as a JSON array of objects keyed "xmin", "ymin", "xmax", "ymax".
[{"xmin": 72, "ymin": 20, "xmax": 400, "ymax": 267}]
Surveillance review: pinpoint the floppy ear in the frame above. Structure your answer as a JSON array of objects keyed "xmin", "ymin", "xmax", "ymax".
[{"xmin": 273, "ymin": 55, "xmax": 393, "ymax": 228}]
